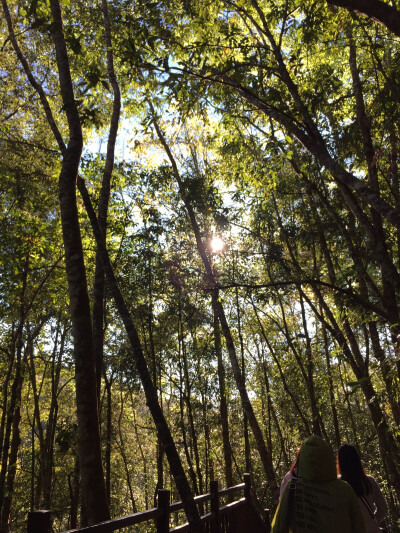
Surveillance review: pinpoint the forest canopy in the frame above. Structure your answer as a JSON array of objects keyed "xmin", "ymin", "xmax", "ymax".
[{"xmin": 1, "ymin": 0, "xmax": 400, "ymax": 531}]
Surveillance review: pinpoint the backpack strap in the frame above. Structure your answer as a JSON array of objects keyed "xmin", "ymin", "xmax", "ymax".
[{"xmin": 287, "ymin": 477, "xmax": 298, "ymax": 530}]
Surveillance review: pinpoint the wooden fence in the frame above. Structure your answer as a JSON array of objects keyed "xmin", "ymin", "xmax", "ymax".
[{"xmin": 27, "ymin": 474, "xmax": 270, "ymax": 533}]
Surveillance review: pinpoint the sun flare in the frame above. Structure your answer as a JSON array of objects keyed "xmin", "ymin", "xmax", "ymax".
[{"xmin": 210, "ymin": 236, "xmax": 224, "ymax": 253}]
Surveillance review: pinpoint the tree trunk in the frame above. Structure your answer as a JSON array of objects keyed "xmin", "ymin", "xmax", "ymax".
[
  {"xmin": 68, "ymin": 455, "xmax": 80, "ymax": 530},
  {"xmin": 261, "ymin": 362, "xmax": 290, "ymax": 468},
  {"xmin": 181, "ymin": 329, "xmax": 204, "ymax": 494},
  {"xmin": 369, "ymin": 321, "xmax": 400, "ymax": 426},
  {"xmin": 117, "ymin": 391, "xmax": 138, "ymax": 513},
  {"xmin": 321, "ymin": 321, "xmax": 341, "ymax": 448},
  {"xmin": 299, "ymin": 293, "xmax": 322, "ymax": 436},
  {"xmin": 178, "ymin": 346, "xmax": 199, "ymax": 495},
  {"xmin": 338, "ymin": 360, "xmax": 361, "ymax": 447},
  {"xmin": 0, "ymin": 390, "xmax": 23, "ymax": 532},
  {"xmin": 42, "ymin": 323, "xmax": 66, "ymax": 509},
  {"xmin": 104, "ymin": 375, "xmax": 113, "ymax": 504},
  {"xmin": 92, "ymin": 0, "xmax": 121, "ymax": 401},
  {"xmin": 327, "ymin": 0, "xmax": 400, "ymax": 37},
  {"xmin": 348, "ymin": 30, "xmax": 400, "ymax": 331},
  {"xmin": 252, "ymin": 300, "xmax": 311, "ymax": 436},
  {"xmin": 78, "ymin": 177, "xmax": 204, "ymax": 531},
  {"xmin": 235, "ymin": 288, "xmax": 251, "ymax": 474},
  {"xmin": 212, "ymin": 292, "xmax": 233, "ymax": 488},
  {"xmin": 152, "ymin": 115, "xmax": 279, "ymax": 503},
  {"xmin": 305, "ymin": 287, "xmax": 400, "ymax": 499},
  {"xmin": 0, "ymin": 262, "xmax": 28, "ymax": 532},
  {"xmin": 49, "ymin": 0, "xmax": 109, "ymax": 523},
  {"xmin": 0, "ymin": 353, "xmax": 14, "ymax": 517},
  {"xmin": 215, "ymin": 295, "xmax": 279, "ymax": 502}
]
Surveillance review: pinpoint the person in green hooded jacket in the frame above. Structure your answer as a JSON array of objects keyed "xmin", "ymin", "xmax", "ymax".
[{"xmin": 271, "ymin": 435, "xmax": 366, "ymax": 533}]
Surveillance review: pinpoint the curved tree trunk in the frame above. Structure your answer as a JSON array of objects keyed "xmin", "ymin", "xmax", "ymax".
[{"xmin": 49, "ymin": 0, "xmax": 109, "ymax": 523}]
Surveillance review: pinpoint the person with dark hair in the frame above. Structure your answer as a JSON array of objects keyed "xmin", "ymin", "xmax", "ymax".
[
  {"xmin": 337, "ymin": 444, "xmax": 387, "ymax": 533},
  {"xmin": 271, "ymin": 435, "xmax": 366, "ymax": 533},
  {"xmin": 279, "ymin": 446, "xmax": 301, "ymax": 498}
]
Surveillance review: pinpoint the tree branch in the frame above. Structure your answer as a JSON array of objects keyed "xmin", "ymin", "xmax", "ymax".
[
  {"xmin": 327, "ymin": 0, "xmax": 400, "ymax": 38},
  {"xmin": 214, "ymin": 279, "xmax": 388, "ymax": 320}
]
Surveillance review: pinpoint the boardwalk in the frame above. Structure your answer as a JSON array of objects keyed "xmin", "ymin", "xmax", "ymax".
[{"xmin": 27, "ymin": 474, "xmax": 270, "ymax": 533}]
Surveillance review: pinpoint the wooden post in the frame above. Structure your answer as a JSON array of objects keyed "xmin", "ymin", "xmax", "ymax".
[
  {"xmin": 244, "ymin": 473, "xmax": 251, "ymax": 501},
  {"xmin": 210, "ymin": 480, "xmax": 220, "ymax": 533},
  {"xmin": 156, "ymin": 489, "xmax": 170, "ymax": 533},
  {"xmin": 27, "ymin": 510, "xmax": 51, "ymax": 533}
]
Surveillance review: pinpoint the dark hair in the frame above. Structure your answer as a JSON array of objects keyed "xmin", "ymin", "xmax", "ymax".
[{"xmin": 337, "ymin": 444, "xmax": 371, "ymax": 496}]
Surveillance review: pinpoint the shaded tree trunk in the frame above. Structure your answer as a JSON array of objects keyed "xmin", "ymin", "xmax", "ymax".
[
  {"xmin": 117, "ymin": 391, "xmax": 138, "ymax": 513},
  {"xmin": 321, "ymin": 321, "xmax": 341, "ymax": 448},
  {"xmin": 369, "ymin": 322, "xmax": 400, "ymax": 426},
  {"xmin": 212, "ymin": 292, "xmax": 233, "ymax": 488},
  {"xmin": 92, "ymin": 0, "xmax": 121, "ymax": 402},
  {"xmin": 49, "ymin": 0, "xmax": 109, "ymax": 522},
  {"xmin": 0, "ymin": 347, "xmax": 26, "ymax": 532},
  {"xmin": 235, "ymin": 288, "xmax": 251, "ymax": 474},
  {"xmin": 327, "ymin": 0, "xmax": 400, "ymax": 37},
  {"xmin": 0, "ymin": 259, "xmax": 28, "ymax": 532},
  {"xmin": 104, "ymin": 374, "xmax": 113, "ymax": 504},
  {"xmin": 252, "ymin": 299, "xmax": 311, "ymax": 437},
  {"xmin": 178, "ymin": 344, "xmax": 199, "ymax": 495},
  {"xmin": 78, "ymin": 178, "xmax": 204, "ymax": 532},
  {"xmin": 299, "ymin": 293, "xmax": 323, "ymax": 437},
  {"xmin": 261, "ymin": 362, "xmax": 289, "ymax": 468},
  {"xmin": 68, "ymin": 455, "xmax": 80, "ymax": 530}
]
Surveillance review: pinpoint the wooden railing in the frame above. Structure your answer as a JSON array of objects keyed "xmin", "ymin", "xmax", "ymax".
[{"xmin": 27, "ymin": 474, "xmax": 270, "ymax": 533}]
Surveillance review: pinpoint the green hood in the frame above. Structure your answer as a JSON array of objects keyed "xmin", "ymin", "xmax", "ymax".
[
  {"xmin": 272, "ymin": 435, "xmax": 366, "ymax": 533},
  {"xmin": 297, "ymin": 435, "xmax": 336, "ymax": 482}
]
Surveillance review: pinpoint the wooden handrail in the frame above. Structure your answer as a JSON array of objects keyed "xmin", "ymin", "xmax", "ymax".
[
  {"xmin": 218, "ymin": 483, "xmax": 245, "ymax": 497},
  {"xmin": 167, "ymin": 481, "xmax": 245, "ymax": 515},
  {"xmin": 169, "ymin": 499, "xmax": 248, "ymax": 533},
  {"xmin": 62, "ymin": 507, "xmax": 160, "ymax": 533},
  {"xmin": 27, "ymin": 474, "xmax": 268, "ymax": 533}
]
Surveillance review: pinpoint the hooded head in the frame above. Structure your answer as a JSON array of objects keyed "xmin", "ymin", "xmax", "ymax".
[{"xmin": 298, "ymin": 435, "xmax": 336, "ymax": 482}]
